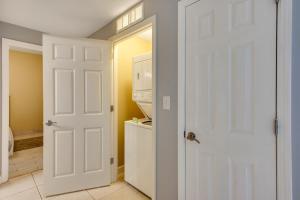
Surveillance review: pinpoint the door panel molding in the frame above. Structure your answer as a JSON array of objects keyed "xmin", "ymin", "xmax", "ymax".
[
  {"xmin": 178, "ymin": 0, "xmax": 293, "ymax": 200},
  {"xmin": 43, "ymin": 35, "xmax": 112, "ymax": 196}
]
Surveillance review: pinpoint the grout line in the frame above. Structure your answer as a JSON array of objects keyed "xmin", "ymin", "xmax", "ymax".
[
  {"xmin": 0, "ymin": 175, "xmax": 38, "ymax": 200},
  {"xmin": 31, "ymin": 173, "xmax": 38, "ymax": 187},
  {"xmin": 86, "ymin": 190, "xmax": 96, "ymax": 200},
  {"xmin": 86, "ymin": 182, "xmax": 129, "ymax": 200},
  {"xmin": 0, "ymin": 187, "xmax": 38, "ymax": 200},
  {"xmin": 31, "ymin": 173, "xmax": 43, "ymax": 199},
  {"xmin": 0, "ymin": 187, "xmax": 37, "ymax": 200}
]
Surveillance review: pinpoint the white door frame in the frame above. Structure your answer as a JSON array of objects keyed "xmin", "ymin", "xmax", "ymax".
[
  {"xmin": 109, "ymin": 16, "xmax": 157, "ymax": 199},
  {"xmin": 0, "ymin": 38, "xmax": 42, "ymax": 183},
  {"xmin": 178, "ymin": 0, "xmax": 293, "ymax": 200}
]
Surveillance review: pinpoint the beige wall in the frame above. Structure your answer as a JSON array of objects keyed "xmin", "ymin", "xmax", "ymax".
[
  {"xmin": 116, "ymin": 36, "xmax": 152, "ymax": 167},
  {"xmin": 9, "ymin": 50, "xmax": 43, "ymax": 134}
]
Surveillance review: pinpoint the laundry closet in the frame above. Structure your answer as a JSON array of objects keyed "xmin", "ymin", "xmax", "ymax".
[
  {"xmin": 113, "ymin": 27, "xmax": 154, "ymax": 198},
  {"xmin": 125, "ymin": 52, "xmax": 153, "ymax": 197}
]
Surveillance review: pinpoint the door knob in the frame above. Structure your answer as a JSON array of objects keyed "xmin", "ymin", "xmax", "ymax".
[
  {"xmin": 45, "ymin": 120, "xmax": 57, "ymax": 126},
  {"xmin": 186, "ymin": 132, "xmax": 200, "ymax": 144}
]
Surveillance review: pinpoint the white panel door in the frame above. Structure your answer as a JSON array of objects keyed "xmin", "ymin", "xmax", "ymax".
[
  {"xmin": 184, "ymin": 0, "xmax": 276, "ymax": 199},
  {"xmin": 43, "ymin": 35, "xmax": 111, "ymax": 196}
]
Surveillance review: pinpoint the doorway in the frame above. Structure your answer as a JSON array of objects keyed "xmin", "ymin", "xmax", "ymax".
[
  {"xmin": 8, "ymin": 49, "xmax": 43, "ymax": 178},
  {"xmin": 112, "ymin": 21, "xmax": 156, "ymax": 199},
  {"xmin": 1, "ymin": 39, "xmax": 42, "ymax": 183}
]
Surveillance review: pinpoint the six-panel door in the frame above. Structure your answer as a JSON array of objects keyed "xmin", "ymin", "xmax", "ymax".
[
  {"xmin": 43, "ymin": 35, "xmax": 111, "ymax": 196},
  {"xmin": 185, "ymin": 0, "xmax": 277, "ymax": 199}
]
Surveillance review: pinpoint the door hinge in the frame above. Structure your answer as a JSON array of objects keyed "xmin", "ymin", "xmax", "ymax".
[
  {"xmin": 184, "ymin": 130, "xmax": 186, "ymax": 138},
  {"xmin": 110, "ymin": 105, "xmax": 114, "ymax": 112},
  {"xmin": 274, "ymin": 117, "xmax": 279, "ymax": 136},
  {"xmin": 110, "ymin": 157, "xmax": 114, "ymax": 165}
]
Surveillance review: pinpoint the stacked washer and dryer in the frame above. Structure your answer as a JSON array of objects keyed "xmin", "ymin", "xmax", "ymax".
[{"xmin": 124, "ymin": 53, "xmax": 153, "ymax": 198}]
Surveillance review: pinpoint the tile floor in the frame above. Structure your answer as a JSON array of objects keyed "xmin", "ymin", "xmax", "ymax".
[
  {"xmin": 0, "ymin": 171, "xmax": 150, "ymax": 200},
  {"xmin": 9, "ymin": 147, "xmax": 43, "ymax": 178}
]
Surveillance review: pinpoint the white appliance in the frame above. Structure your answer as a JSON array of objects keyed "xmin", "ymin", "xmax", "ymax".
[
  {"xmin": 132, "ymin": 53, "xmax": 152, "ymax": 120},
  {"xmin": 125, "ymin": 53, "xmax": 153, "ymax": 198},
  {"xmin": 125, "ymin": 121, "xmax": 153, "ymax": 198}
]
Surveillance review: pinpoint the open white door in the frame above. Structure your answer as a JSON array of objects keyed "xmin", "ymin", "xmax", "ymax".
[{"xmin": 43, "ymin": 35, "xmax": 111, "ymax": 196}]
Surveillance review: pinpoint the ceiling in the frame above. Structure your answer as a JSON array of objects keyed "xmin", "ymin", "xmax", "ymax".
[
  {"xmin": 0, "ymin": 0, "xmax": 140, "ymax": 37},
  {"xmin": 137, "ymin": 28, "xmax": 152, "ymax": 42}
]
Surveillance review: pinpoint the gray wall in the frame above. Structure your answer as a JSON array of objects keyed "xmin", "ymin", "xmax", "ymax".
[
  {"xmin": 92, "ymin": 0, "xmax": 300, "ymax": 199},
  {"xmin": 0, "ymin": 21, "xmax": 42, "ymax": 174},
  {"xmin": 1, "ymin": 1, "xmax": 298, "ymax": 199},
  {"xmin": 90, "ymin": 0, "xmax": 178, "ymax": 199},
  {"xmin": 292, "ymin": 0, "xmax": 300, "ymax": 199}
]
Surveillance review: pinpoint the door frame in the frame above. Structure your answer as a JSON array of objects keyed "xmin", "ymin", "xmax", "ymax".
[
  {"xmin": 178, "ymin": 0, "xmax": 293, "ymax": 200},
  {"xmin": 109, "ymin": 16, "xmax": 157, "ymax": 199},
  {"xmin": 0, "ymin": 38, "xmax": 42, "ymax": 183}
]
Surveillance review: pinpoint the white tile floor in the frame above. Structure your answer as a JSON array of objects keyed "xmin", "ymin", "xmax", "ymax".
[
  {"xmin": 0, "ymin": 171, "xmax": 150, "ymax": 200},
  {"xmin": 9, "ymin": 147, "xmax": 43, "ymax": 178}
]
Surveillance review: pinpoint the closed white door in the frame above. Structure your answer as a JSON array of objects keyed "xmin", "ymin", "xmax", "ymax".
[
  {"xmin": 43, "ymin": 35, "xmax": 111, "ymax": 196},
  {"xmin": 184, "ymin": 0, "xmax": 277, "ymax": 199}
]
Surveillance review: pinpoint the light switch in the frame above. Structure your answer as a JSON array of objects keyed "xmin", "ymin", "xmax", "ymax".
[{"xmin": 163, "ymin": 96, "xmax": 171, "ymax": 110}]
